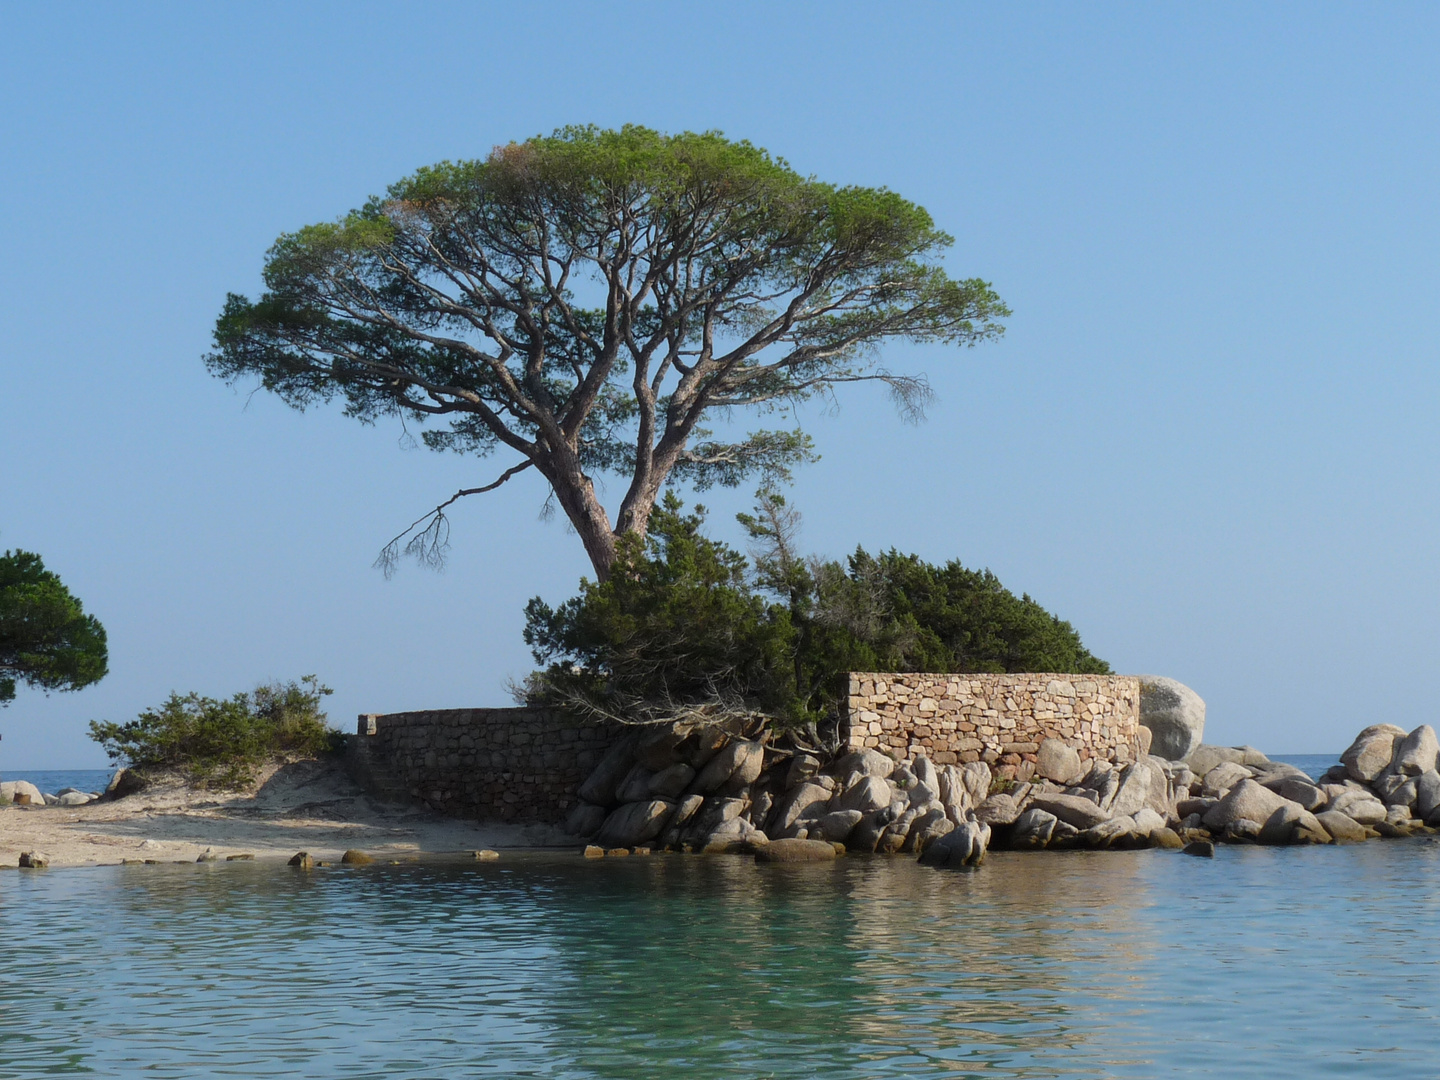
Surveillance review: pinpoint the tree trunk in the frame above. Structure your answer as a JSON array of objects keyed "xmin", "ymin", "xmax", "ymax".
[{"xmin": 546, "ymin": 459, "xmax": 620, "ymax": 581}]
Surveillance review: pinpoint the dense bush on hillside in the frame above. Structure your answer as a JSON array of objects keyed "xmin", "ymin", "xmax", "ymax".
[
  {"xmin": 88, "ymin": 676, "xmax": 337, "ymax": 789},
  {"xmin": 524, "ymin": 493, "xmax": 1108, "ymax": 732}
]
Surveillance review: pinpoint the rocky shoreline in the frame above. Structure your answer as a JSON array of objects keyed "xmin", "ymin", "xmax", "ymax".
[{"xmin": 561, "ymin": 719, "xmax": 1440, "ymax": 864}]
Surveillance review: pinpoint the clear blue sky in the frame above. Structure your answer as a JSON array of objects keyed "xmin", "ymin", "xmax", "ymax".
[{"xmin": 3, "ymin": 3, "xmax": 1438, "ymax": 767}]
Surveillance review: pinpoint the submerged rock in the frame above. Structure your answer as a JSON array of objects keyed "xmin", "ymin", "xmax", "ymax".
[{"xmin": 755, "ymin": 838, "xmax": 837, "ymax": 863}]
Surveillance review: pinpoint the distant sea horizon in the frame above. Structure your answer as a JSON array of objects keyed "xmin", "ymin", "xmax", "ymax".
[{"xmin": 1, "ymin": 754, "xmax": 1346, "ymax": 797}]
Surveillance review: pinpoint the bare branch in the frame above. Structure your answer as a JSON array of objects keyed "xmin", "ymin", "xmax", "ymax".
[{"xmin": 373, "ymin": 461, "xmax": 533, "ymax": 577}]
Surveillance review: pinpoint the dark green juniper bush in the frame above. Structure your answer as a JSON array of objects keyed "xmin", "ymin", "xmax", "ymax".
[
  {"xmin": 0, "ymin": 548, "xmax": 108, "ymax": 706},
  {"xmin": 88, "ymin": 676, "xmax": 337, "ymax": 789},
  {"xmin": 524, "ymin": 492, "xmax": 1107, "ymax": 733},
  {"xmin": 207, "ymin": 125, "xmax": 1008, "ymax": 580}
]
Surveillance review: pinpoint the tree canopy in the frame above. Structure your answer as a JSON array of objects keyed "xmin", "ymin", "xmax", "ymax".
[
  {"xmin": 0, "ymin": 548, "xmax": 109, "ymax": 706},
  {"xmin": 208, "ymin": 125, "xmax": 1008, "ymax": 578},
  {"xmin": 524, "ymin": 493, "xmax": 1108, "ymax": 731}
]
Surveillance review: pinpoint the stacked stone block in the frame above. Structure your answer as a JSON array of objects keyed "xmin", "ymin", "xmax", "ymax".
[
  {"xmin": 844, "ymin": 673, "xmax": 1142, "ymax": 776},
  {"xmin": 357, "ymin": 708, "xmax": 618, "ymax": 823}
]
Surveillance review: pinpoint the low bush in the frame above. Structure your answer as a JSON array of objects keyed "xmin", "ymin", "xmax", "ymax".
[
  {"xmin": 524, "ymin": 492, "xmax": 1110, "ymax": 733},
  {"xmin": 88, "ymin": 676, "xmax": 338, "ymax": 789}
]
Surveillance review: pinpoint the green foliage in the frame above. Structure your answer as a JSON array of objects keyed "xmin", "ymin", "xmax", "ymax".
[
  {"xmin": 525, "ymin": 492, "xmax": 1109, "ymax": 729},
  {"xmin": 0, "ymin": 548, "xmax": 108, "ymax": 706},
  {"xmin": 524, "ymin": 495, "xmax": 800, "ymax": 721},
  {"xmin": 207, "ymin": 124, "xmax": 1009, "ymax": 578},
  {"xmin": 87, "ymin": 676, "xmax": 337, "ymax": 789},
  {"xmin": 806, "ymin": 549, "xmax": 1112, "ymax": 678}
]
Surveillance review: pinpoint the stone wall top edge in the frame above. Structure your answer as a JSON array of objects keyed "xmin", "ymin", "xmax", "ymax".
[
  {"xmin": 372, "ymin": 706, "xmax": 618, "ymax": 728},
  {"xmin": 845, "ymin": 672, "xmax": 1141, "ymax": 684}
]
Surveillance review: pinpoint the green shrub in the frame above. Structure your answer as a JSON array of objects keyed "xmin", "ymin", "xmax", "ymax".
[
  {"xmin": 88, "ymin": 676, "xmax": 337, "ymax": 789},
  {"xmin": 523, "ymin": 496, "xmax": 800, "ymax": 723},
  {"xmin": 524, "ymin": 491, "xmax": 1110, "ymax": 732}
]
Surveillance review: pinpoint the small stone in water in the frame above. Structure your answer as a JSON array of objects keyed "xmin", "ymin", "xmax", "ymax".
[
  {"xmin": 473, "ymin": 849, "xmax": 500, "ymax": 861},
  {"xmin": 1182, "ymin": 840, "xmax": 1216, "ymax": 858},
  {"xmin": 226, "ymin": 853, "xmax": 254, "ymax": 861},
  {"xmin": 605, "ymin": 848, "xmax": 630, "ymax": 857},
  {"xmin": 288, "ymin": 852, "xmax": 314, "ymax": 869},
  {"xmin": 340, "ymin": 850, "xmax": 374, "ymax": 865},
  {"xmin": 18, "ymin": 851, "xmax": 48, "ymax": 868}
]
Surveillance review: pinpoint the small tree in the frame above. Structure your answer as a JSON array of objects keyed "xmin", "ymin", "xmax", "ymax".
[
  {"xmin": 0, "ymin": 548, "xmax": 108, "ymax": 706},
  {"xmin": 523, "ymin": 495, "xmax": 798, "ymax": 724},
  {"xmin": 208, "ymin": 125, "xmax": 1008, "ymax": 580},
  {"xmin": 525, "ymin": 493, "xmax": 1109, "ymax": 732}
]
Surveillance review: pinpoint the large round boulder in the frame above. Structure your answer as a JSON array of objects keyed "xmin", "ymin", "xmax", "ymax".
[
  {"xmin": 1136, "ymin": 676, "xmax": 1206, "ymax": 761},
  {"xmin": 1035, "ymin": 739, "xmax": 1083, "ymax": 785},
  {"xmin": 1340, "ymin": 724, "xmax": 1407, "ymax": 783},
  {"xmin": 594, "ymin": 799, "xmax": 675, "ymax": 847},
  {"xmin": 1392, "ymin": 725, "xmax": 1440, "ymax": 777},
  {"xmin": 1201, "ymin": 779, "xmax": 1293, "ymax": 832}
]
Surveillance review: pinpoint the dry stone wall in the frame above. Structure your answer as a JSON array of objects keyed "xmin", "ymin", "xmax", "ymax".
[
  {"xmin": 350, "ymin": 708, "xmax": 619, "ymax": 823},
  {"xmin": 844, "ymin": 673, "xmax": 1143, "ymax": 780}
]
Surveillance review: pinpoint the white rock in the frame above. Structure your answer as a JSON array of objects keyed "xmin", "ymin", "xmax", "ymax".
[
  {"xmin": 1201, "ymin": 761, "xmax": 1251, "ymax": 798},
  {"xmin": 910, "ymin": 756, "xmax": 938, "ymax": 792},
  {"xmin": 1202, "ymin": 779, "xmax": 1295, "ymax": 832},
  {"xmin": 834, "ymin": 775, "xmax": 893, "ymax": 814},
  {"xmin": 835, "ymin": 749, "xmax": 896, "ymax": 786},
  {"xmin": 768, "ymin": 782, "xmax": 831, "ymax": 834},
  {"xmin": 1109, "ymin": 763, "xmax": 1153, "ymax": 816},
  {"xmin": 1131, "ymin": 807, "xmax": 1167, "ymax": 835},
  {"xmin": 1136, "ymin": 676, "xmax": 1206, "ymax": 760},
  {"xmin": 1035, "ymin": 739, "xmax": 1084, "ymax": 785},
  {"xmin": 1392, "ymin": 725, "xmax": 1440, "ymax": 777},
  {"xmin": 1340, "ymin": 724, "xmax": 1407, "ymax": 783},
  {"xmin": 0, "ymin": 781, "xmax": 44, "ymax": 805}
]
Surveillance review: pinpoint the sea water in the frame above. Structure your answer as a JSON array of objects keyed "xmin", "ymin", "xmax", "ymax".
[{"xmin": 2, "ymin": 837, "xmax": 1438, "ymax": 1079}]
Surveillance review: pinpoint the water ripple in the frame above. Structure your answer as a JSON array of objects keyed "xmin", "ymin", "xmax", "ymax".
[{"xmin": 2, "ymin": 840, "xmax": 1439, "ymax": 1078}]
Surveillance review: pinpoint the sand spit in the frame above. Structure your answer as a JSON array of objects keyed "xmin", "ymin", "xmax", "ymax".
[{"xmin": 0, "ymin": 759, "xmax": 568, "ymax": 869}]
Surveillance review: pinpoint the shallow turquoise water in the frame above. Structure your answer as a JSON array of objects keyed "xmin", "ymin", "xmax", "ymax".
[{"xmin": 3, "ymin": 841, "xmax": 1438, "ymax": 1078}]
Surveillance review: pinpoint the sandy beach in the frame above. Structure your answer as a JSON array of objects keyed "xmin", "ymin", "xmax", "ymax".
[{"xmin": 0, "ymin": 759, "xmax": 569, "ymax": 868}]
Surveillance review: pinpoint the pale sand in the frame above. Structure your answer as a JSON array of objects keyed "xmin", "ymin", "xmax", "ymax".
[{"xmin": 0, "ymin": 759, "xmax": 571, "ymax": 868}]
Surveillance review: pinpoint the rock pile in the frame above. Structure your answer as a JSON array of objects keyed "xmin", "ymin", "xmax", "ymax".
[
  {"xmin": 564, "ymin": 720, "xmax": 1007, "ymax": 863},
  {"xmin": 0, "ymin": 782, "xmax": 101, "ymax": 807},
  {"xmin": 563, "ymin": 719, "xmax": 1440, "ymax": 863}
]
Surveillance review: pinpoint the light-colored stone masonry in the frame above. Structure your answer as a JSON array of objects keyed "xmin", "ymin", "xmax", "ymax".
[
  {"xmin": 843, "ymin": 673, "xmax": 1142, "ymax": 778},
  {"xmin": 352, "ymin": 674, "xmax": 1143, "ymax": 820}
]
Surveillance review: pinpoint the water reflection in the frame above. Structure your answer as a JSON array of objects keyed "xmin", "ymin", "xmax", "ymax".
[{"xmin": 1, "ymin": 841, "xmax": 1438, "ymax": 1078}]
